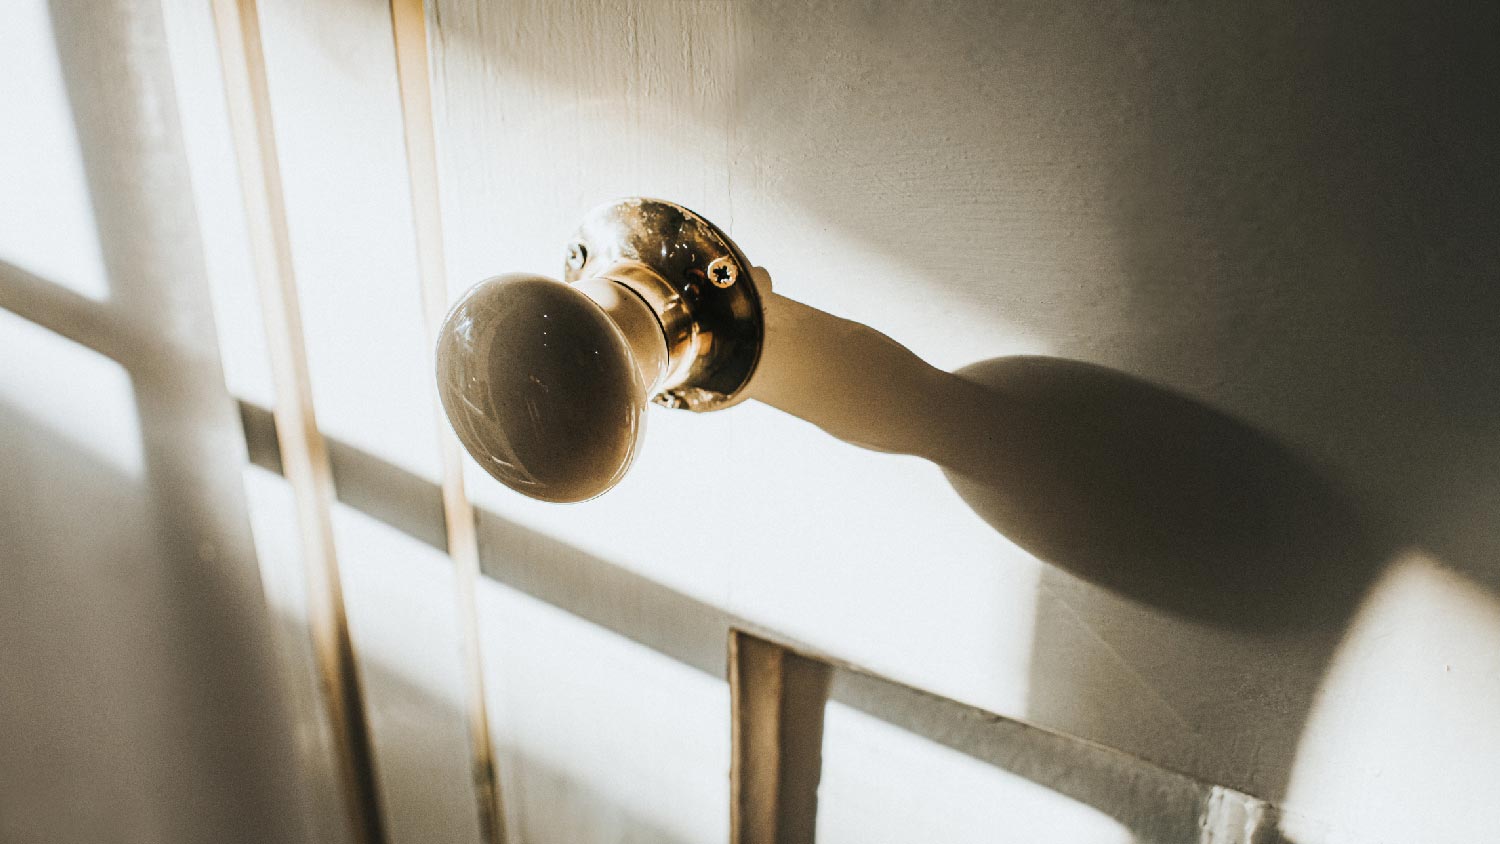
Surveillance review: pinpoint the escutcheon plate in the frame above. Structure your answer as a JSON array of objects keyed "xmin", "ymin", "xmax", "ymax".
[{"xmin": 563, "ymin": 197, "xmax": 764, "ymax": 412}]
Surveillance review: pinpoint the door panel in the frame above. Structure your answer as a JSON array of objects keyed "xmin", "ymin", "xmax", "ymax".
[
  {"xmin": 90, "ymin": 0, "xmax": 1498, "ymax": 841},
  {"xmin": 427, "ymin": 2, "xmax": 1500, "ymax": 843},
  {"xmin": 168, "ymin": 0, "xmax": 486, "ymax": 841}
]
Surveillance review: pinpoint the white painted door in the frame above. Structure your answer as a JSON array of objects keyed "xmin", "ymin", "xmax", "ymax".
[
  {"xmin": 21, "ymin": 1, "xmax": 1488, "ymax": 843},
  {"xmin": 420, "ymin": 3, "xmax": 1500, "ymax": 843}
]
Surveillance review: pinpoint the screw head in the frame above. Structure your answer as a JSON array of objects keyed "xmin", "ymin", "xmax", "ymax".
[
  {"xmin": 565, "ymin": 241, "xmax": 588, "ymax": 271},
  {"xmin": 707, "ymin": 256, "xmax": 737, "ymax": 288}
]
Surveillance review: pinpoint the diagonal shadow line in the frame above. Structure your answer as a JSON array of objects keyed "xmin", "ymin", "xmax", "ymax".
[
  {"xmin": 0, "ymin": 260, "xmax": 1287, "ymax": 838},
  {"xmin": 0, "ymin": 260, "xmax": 126, "ymax": 360},
  {"xmin": 266, "ymin": 604, "xmax": 698, "ymax": 844},
  {"xmin": 237, "ymin": 399, "xmax": 1284, "ymax": 842},
  {"xmin": 238, "ymin": 400, "xmax": 727, "ymax": 676},
  {"xmin": 0, "ymin": 258, "xmax": 186, "ymax": 384}
]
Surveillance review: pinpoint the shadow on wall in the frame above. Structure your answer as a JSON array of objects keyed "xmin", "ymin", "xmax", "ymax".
[
  {"xmin": 434, "ymin": 0, "xmax": 1499, "ymax": 806},
  {"xmin": 262, "ymin": 609, "xmax": 697, "ymax": 844},
  {"xmin": 749, "ymin": 284, "xmax": 1381, "ymax": 634},
  {"xmin": 749, "ymin": 284, "xmax": 1392, "ymax": 804},
  {"xmin": 0, "ymin": 386, "xmax": 301, "ymax": 844},
  {"xmin": 239, "ymin": 400, "xmax": 1286, "ymax": 842},
  {"xmin": 724, "ymin": 0, "xmax": 1500, "ymax": 580},
  {"xmin": 727, "ymin": 0, "xmax": 1499, "ymax": 813},
  {"xmin": 718, "ymin": 0, "xmax": 1500, "ymax": 604},
  {"xmin": 1, "ymin": 0, "xmax": 307, "ymax": 835},
  {"xmin": 0, "ymin": 370, "xmax": 689, "ymax": 844}
]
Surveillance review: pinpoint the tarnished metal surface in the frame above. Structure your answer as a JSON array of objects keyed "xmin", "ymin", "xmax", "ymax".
[{"xmin": 564, "ymin": 197, "xmax": 764, "ymax": 411}]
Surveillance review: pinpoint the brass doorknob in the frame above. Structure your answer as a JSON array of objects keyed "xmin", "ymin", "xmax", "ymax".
[{"xmin": 436, "ymin": 198, "xmax": 764, "ymax": 502}]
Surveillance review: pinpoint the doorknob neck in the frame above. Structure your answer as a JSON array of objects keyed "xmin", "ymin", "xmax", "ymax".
[
  {"xmin": 581, "ymin": 260, "xmax": 699, "ymax": 394},
  {"xmin": 573, "ymin": 271, "xmax": 670, "ymax": 395}
]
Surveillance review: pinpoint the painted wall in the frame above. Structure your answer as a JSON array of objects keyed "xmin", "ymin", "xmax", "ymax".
[
  {"xmin": 12, "ymin": 0, "xmax": 1491, "ymax": 842},
  {"xmin": 426, "ymin": 2, "xmax": 1500, "ymax": 842}
]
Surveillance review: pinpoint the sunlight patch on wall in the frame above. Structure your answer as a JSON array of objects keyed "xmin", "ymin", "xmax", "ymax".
[
  {"xmin": 332, "ymin": 500, "xmax": 485, "ymax": 844},
  {"xmin": 474, "ymin": 575, "xmax": 731, "ymax": 844},
  {"xmin": 0, "ymin": 309, "xmax": 143, "ymax": 479},
  {"xmin": 0, "ymin": 0, "xmax": 110, "ymax": 301},
  {"xmin": 250, "ymin": 0, "xmax": 440, "ymax": 484},
  {"xmin": 817, "ymin": 698, "xmax": 1131, "ymax": 844},
  {"xmin": 157, "ymin": 0, "xmax": 274, "ymax": 408},
  {"xmin": 1282, "ymin": 549, "xmax": 1500, "ymax": 844}
]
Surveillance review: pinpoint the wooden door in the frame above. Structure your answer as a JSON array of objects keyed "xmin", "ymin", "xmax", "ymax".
[
  {"xmin": 60, "ymin": 1, "xmax": 1495, "ymax": 843},
  {"xmin": 418, "ymin": 3, "xmax": 1500, "ymax": 842}
]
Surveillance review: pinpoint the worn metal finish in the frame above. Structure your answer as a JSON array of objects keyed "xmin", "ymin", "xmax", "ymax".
[{"xmin": 564, "ymin": 197, "xmax": 764, "ymax": 411}]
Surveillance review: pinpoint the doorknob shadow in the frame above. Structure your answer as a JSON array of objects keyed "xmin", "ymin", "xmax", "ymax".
[{"xmin": 750, "ymin": 291, "xmax": 1381, "ymax": 631}]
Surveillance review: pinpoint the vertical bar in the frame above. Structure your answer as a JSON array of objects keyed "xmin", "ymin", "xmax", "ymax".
[
  {"xmin": 208, "ymin": 2, "xmax": 388, "ymax": 842},
  {"xmin": 386, "ymin": 1, "xmax": 509, "ymax": 842},
  {"xmin": 729, "ymin": 630, "xmax": 833, "ymax": 844}
]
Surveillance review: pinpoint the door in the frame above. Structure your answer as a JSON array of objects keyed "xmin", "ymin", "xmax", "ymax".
[
  {"xmin": 414, "ymin": 3, "xmax": 1500, "ymax": 842},
  {"xmin": 8, "ymin": 1, "xmax": 1495, "ymax": 843}
]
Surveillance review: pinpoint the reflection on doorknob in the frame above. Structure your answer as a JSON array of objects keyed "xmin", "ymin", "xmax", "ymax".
[{"xmin": 436, "ymin": 198, "xmax": 764, "ymax": 502}]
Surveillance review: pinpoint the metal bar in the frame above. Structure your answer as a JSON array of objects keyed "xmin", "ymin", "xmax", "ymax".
[
  {"xmin": 208, "ymin": 2, "xmax": 388, "ymax": 842},
  {"xmin": 386, "ymin": 1, "xmax": 509, "ymax": 841}
]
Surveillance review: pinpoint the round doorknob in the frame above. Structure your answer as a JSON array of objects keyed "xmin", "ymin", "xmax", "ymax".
[{"xmin": 436, "ymin": 198, "xmax": 764, "ymax": 502}]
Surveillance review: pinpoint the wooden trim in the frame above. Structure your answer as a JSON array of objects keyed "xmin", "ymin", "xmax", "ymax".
[
  {"xmin": 387, "ymin": 1, "xmax": 509, "ymax": 842},
  {"xmin": 208, "ymin": 2, "xmax": 388, "ymax": 842},
  {"xmin": 729, "ymin": 629, "xmax": 833, "ymax": 844}
]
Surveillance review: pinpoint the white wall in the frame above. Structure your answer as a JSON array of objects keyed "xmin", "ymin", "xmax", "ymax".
[
  {"xmin": 11, "ymin": 1, "xmax": 1490, "ymax": 842},
  {"xmin": 426, "ymin": 2, "xmax": 1500, "ymax": 842}
]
